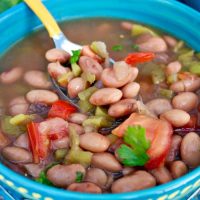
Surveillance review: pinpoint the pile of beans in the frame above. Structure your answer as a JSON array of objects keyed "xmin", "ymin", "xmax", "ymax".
[{"xmin": 0, "ymin": 20, "xmax": 200, "ymax": 194}]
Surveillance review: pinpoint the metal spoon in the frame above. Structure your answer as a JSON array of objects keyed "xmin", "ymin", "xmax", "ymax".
[{"xmin": 24, "ymin": 0, "xmax": 121, "ymax": 131}]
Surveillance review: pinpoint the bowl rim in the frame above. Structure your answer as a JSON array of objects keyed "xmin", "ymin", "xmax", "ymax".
[{"xmin": 0, "ymin": 0, "xmax": 200, "ymax": 199}]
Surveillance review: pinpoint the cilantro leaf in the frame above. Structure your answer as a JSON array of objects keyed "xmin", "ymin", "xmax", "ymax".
[
  {"xmin": 70, "ymin": 49, "xmax": 81, "ymax": 64},
  {"xmin": 36, "ymin": 171, "xmax": 53, "ymax": 186},
  {"xmin": 75, "ymin": 171, "xmax": 84, "ymax": 183},
  {"xmin": 112, "ymin": 44, "xmax": 123, "ymax": 52},
  {"xmin": 131, "ymin": 44, "xmax": 139, "ymax": 51},
  {"xmin": 117, "ymin": 126, "xmax": 150, "ymax": 167}
]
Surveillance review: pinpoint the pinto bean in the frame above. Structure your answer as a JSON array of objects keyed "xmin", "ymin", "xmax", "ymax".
[
  {"xmin": 135, "ymin": 33, "xmax": 153, "ymax": 44},
  {"xmin": 14, "ymin": 134, "xmax": 29, "ymax": 149},
  {"xmin": 101, "ymin": 63, "xmax": 138, "ymax": 88},
  {"xmin": 181, "ymin": 132, "xmax": 200, "ymax": 167},
  {"xmin": 122, "ymin": 167, "xmax": 136, "ymax": 176},
  {"xmin": 45, "ymin": 48, "xmax": 70, "ymax": 63},
  {"xmin": 146, "ymin": 98, "xmax": 172, "ymax": 116},
  {"xmin": 166, "ymin": 135, "xmax": 182, "ymax": 162},
  {"xmin": 163, "ymin": 35, "xmax": 177, "ymax": 47},
  {"xmin": 68, "ymin": 113, "xmax": 88, "ymax": 125},
  {"xmin": 81, "ymin": 46, "xmax": 102, "ymax": 62},
  {"xmin": 169, "ymin": 161, "xmax": 188, "ymax": 179},
  {"xmin": 172, "ymin": 92, "xmax": 198, "ymax": 112},
  {"xmin": 108, "ymin": 99, "xmax": 137, "ymax": 118},
  {"xmin": 160, "ymin": 109, "xmax": 190, "ymax": 127},
  {"xmin": 111, "ymin": 170, "xmax": 156, "ymax": 193},
  {"xmin": 165, "ymin": 61, "xmax": 182, "ymax": 75},
  {"xmin": 78, "ymin": 56, "xmax": 103, "ymax": 80},
  {"xmin": 24, "ymin": 164, "xmax": 44, "ymax": 178},
  {"xmin": 67, "ymin": 77, "xmax": 87, "ymax": 98},
  {"xmin": 67, "ymin": 182, "xmax": 102, "ymax": 193},
  {"xmin": 0, "ymin": 67, "xmax": 23, "ymax": 84},
  {"xmin": 0, "ymin": 131, "xmax": 9, "ymax": 149},
  {"xmin": 138, "ymin": 37, "xmax": 167, "ymax": 53},
  {"xmin": 122, "ymin": 82, "xmax": 140, "ymax": 98},
  {"xmin": 26, "ymin": 89, "xmax": 59, "ymax": 105},
  {"xmin": 84, "ymin": 168, "xmax": 108, "ymax": 187},
  {"xmin": 92, "ymin": 152, "xmax": 122, "ymax": 172},
  {"xmin": 150, "ymin": 167, "xmax": 172, "ymax": 184},
  {"xmin": 89, "ymin": 88, "xmax": 122, "ymax": 106},
  {"xmin": 47, "ymin": 62, "xmax": 69, "ymax": 79},
  {"xmin": 51, "ymin": 136, "xmax": 69, "ymax": 150},
  {"xmin": 170, "ymin": 78, "xmax": 200, "ymax": 92},
  {"xmin": 80, "ymin": 132, "xmax": 110, "ymax": 152},
  {"xmin": 121, "ymin": 21, "xmax": 133, "ymax": 30},
  {"xmin": 2, "ymin": 146, "xmax": 32, "ymax": 164},
  {"xmin": 68, "ymin": 123, "xmax": 84, "ymax": 135},
  {"xmin": 47, "ymin": 164, "xmax": 85, "ymax": 187},
  {"xmin": 24, "ymin": 70, "xmax": 51, "ymax": 89},
  {"xmin": 9, "ymin": 96, "xmax": 29, "ymax": 115}
]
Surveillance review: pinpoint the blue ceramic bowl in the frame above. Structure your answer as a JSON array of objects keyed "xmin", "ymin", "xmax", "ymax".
[
  {"xmin": 0, "ymin": 0, "xmax": 200, "ymax": 199},
  {"xmin": 182, "ymin": 0, "xmax": 200, "ymax": 11}
]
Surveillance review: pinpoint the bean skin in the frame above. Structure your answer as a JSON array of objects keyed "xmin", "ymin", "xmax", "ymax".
[
  {"xmin": 80, "ymin": 132, "xmax": 110, "ymax": 152},
  {"xmin": 81, "ymin": 46, "xmax": 102, "ymax": 63},
  {"xmin": 68, "ymin": 123, "xmax": 84, "ymax": 135},
  {"xmin": 170, "ymin": 78, "xmax": 200, "ymax": 92},
  {"xmin": 149, "ymin": 167, "xmax": 172, "ymax": 184},
  {"xmin": 84, "ymin": 168, "xmax": 108, "ymax": 187},
  {"xmin": 121, "ymin": 21, "xmax": 133, "ymax": 30},
  {"xmin": 169, "ymin": 160, "xmax": 188, "ymax": 179},
  {"xmin": 78, "ymin": 56, "xmax": 103, "ymax": 80},
  {"xmin": 0, "ymin": 132, "xmax": 10, "ymax": 149},
  {"xmin": 0, "ymin": 67, "xmax": 23, "ymax": 84},
  {"xmin": 135, "ymin": 33, "xmax": 153, "ymax": 44},
  {"xmin": 24, "ymin": 70, "xmax": 51, "ymax": 89},
  {"xmin": 51, "ymin": 136, "xmax": 69, "ymax": 150},
  {"xmin": 47, "ymin": 62, "xmax": 69, "ymax": 79},
  {"xmin": 165, "ymin": 61, "xmax": 182, "ymax": 75},
  {"xmin": 68, "ymin": 113, "xmax": 88, "ymax": 125},
  {"xmin": 9, "ymin": 96, "xmax": 29, "ymax": 115},
  {"xmin": 166, "ymin": 135, "xmax": 182, "ymax": 162},
  {"xmin": 14, "ymin": 134, "xmax": 29, "ymax": 149},
  {"xmin": 92, "ymin": 152, "xmax": 122, "ymax": 172},
  {"xmin": 146, "ymin": 98, "xmax": 172, "ymax": 116},
  {"xmin": 122, "ymin": 82, "xmax": 140, "ymax": 98},
  {"xmin": 89, "ymin": 88, "xmax": 122, "ymax": 106},
  {"xmin": 181, "ymin": 132, "xmax": 200, "ymax": 167},
  {"xmin": 111, "ymin": 170, "xmax": 156, "ymax": 193},
  {"xmin": 45, "ymin": 48, "xmax": 70, "ymax": 63},
  {"xmin": 160, "ymin": 109, "xmax": 190, "ymax": 127},
  {"xmin": 67, "ymin": 182, "xmax": 102, "ymax": 193},
  {"xmin": 2, "ymin": 146, "xmax": 32, "ymax": 164},
  {"xmin": 67, "ymin": 77, "xmax": 87, "ymax": 98},
  {"xmin": 47, "ymin": 164, "xmax": 85, "ymax": 187},
  {"xmin": 172, "ymin": 92, "xmax": 198, "ymax": 112},
  {"xmin": 108, "ymin": 99, "xmax": 137, "ymax": 118},
  {"xmin": 138, "ymin": 37, "xmax": 167, "ymax": 53},
  {"xmin": 26, "ymin": 89, "xmax": 59, "ymax": 105}
]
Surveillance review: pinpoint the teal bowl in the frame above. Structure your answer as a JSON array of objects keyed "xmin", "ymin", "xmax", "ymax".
[{"xmin": 0, "ymin": 0, "xmax": 200, "ymax": 199}]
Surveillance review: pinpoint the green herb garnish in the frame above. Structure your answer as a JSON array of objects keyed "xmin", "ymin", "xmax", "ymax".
[
  {"xmin": 70, "ymin": 49, "xmax": 81, "ymax": 64},
  {"xmin": 75, "ymin": 171, "xmax": 84, "ymax": 183},
  {"xmin": 117, "ymin": 126, "xmax": 150, "ymax": 166},
  {"xmin": 112, "ymin": 44, "xmax": 123, "ymax": 52},
  {"xmin": 36, "ymin": 171, "xmax": 53, "ymax": 186},
  {"xmin": 131, "ymin": 44, "xmax": 139, "ymax": 51}
]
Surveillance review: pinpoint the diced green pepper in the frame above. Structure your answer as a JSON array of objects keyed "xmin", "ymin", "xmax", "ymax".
[
  {"xmin": 131, "ymin": 24, "xmax": 157, "ymax": 36},
  {"xmin": 90, "ymin": 41, "xmax": 108, "ymax": 58},
  {"xmin": 159, "ymin": 88, "xmax": 174, "ymax": 99},
  {"xmin": 71, "ymin": 63, "xmax": 82, "ymax": 77},
  {"xmin": 107, "ymin": 134, "xmax": 118, "ymax": 144},
  {"xmin": 1, "ymin": 116, "xmax": 26, "ymax": 136},
  {"xmin": 178, "ymin": 50, "xmax": 194, "ymax": 66},
  {"xmin": 196, "ymin": 52, "xmax": 200, "ymax": 60},
  {"xmin": 95, "ymin": 106, "xmax": 108, "ymax": 117},
  {"xmin": 54, "ymin": 149, "xmax": 68, "ymax": 161},
  {"xmin": 57, "ymin": 72, "xmax": 73, "ymax": 86},
  {"xmin": 167, "ymin": 74, "xmax": 178, "ymax": 84},
  {"xmin": 78, "ymin": 100, "xmax": 95, "ymax": 113},
  {"xmin": 10, "ymin": 114, "xmax": 34, "ymax": 126},
  {"xmin": 78, "ymin": 86, "xmax": 97, "ymax": 101},
  {"xmin": 151, "ymin": 67, "xmax": 165, "ymax": 84},
  {"xmin": 189, "ymin": 62, "xmax": 200, "ymax": 75},
  {"xmin": 81, "ymin": 72, "xmax": 96, "ymax": 84},
  {"xmin": 173, "ymin": 41, "xmax": 184, "ymax": 53}
]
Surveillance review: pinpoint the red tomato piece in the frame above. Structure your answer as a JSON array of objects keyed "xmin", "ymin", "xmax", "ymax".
[
  {"xmin": 48, "ymin": 100, "xmax": 77, "ymax": 120},
  {"xmin": 112, "ymin": 113, "xmax": 173, "ymax": 169},
  {"xmin": 125, "ymin": 52, "xmax": 155, "ymax": 65}
]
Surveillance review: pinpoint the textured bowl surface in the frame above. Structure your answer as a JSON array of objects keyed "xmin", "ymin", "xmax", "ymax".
[{"xmin": 0, "ymin": 0, "xmax": 200, "ymax": 199}]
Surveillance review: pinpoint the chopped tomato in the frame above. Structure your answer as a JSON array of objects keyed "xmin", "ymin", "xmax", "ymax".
[
  {"xmin": 125, "ymin": 52, "xmax": 155, "ymax": 65},
  {"xmin": 112, "ymin": 113, "xmax": 173, "ymax": 169},
  {"xmin": 38, "ymin": 117, "xmax": 68, "ymax": 140},
  {"xmin": 27, "ymin": 122, "xmax": 49, "ymax": 163},
  {"xmin": 48, "ymin": 100, "xmax": 77, "ymax": 120}
]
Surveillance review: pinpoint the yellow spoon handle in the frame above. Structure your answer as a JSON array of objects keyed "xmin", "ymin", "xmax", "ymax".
[{"xmin": 24, "ymin": 0, "xmax": 62, "ymax": 37}]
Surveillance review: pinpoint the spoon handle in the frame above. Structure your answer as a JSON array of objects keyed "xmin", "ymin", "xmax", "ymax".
[{"xmin": 24, "ymin": 0, "xmax": 61, "ymax": 37}]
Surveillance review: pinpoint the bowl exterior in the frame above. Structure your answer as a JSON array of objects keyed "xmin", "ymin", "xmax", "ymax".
[{"xmin": 0, "ymin": 0, "xmax": 200, "ymax": 199}]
